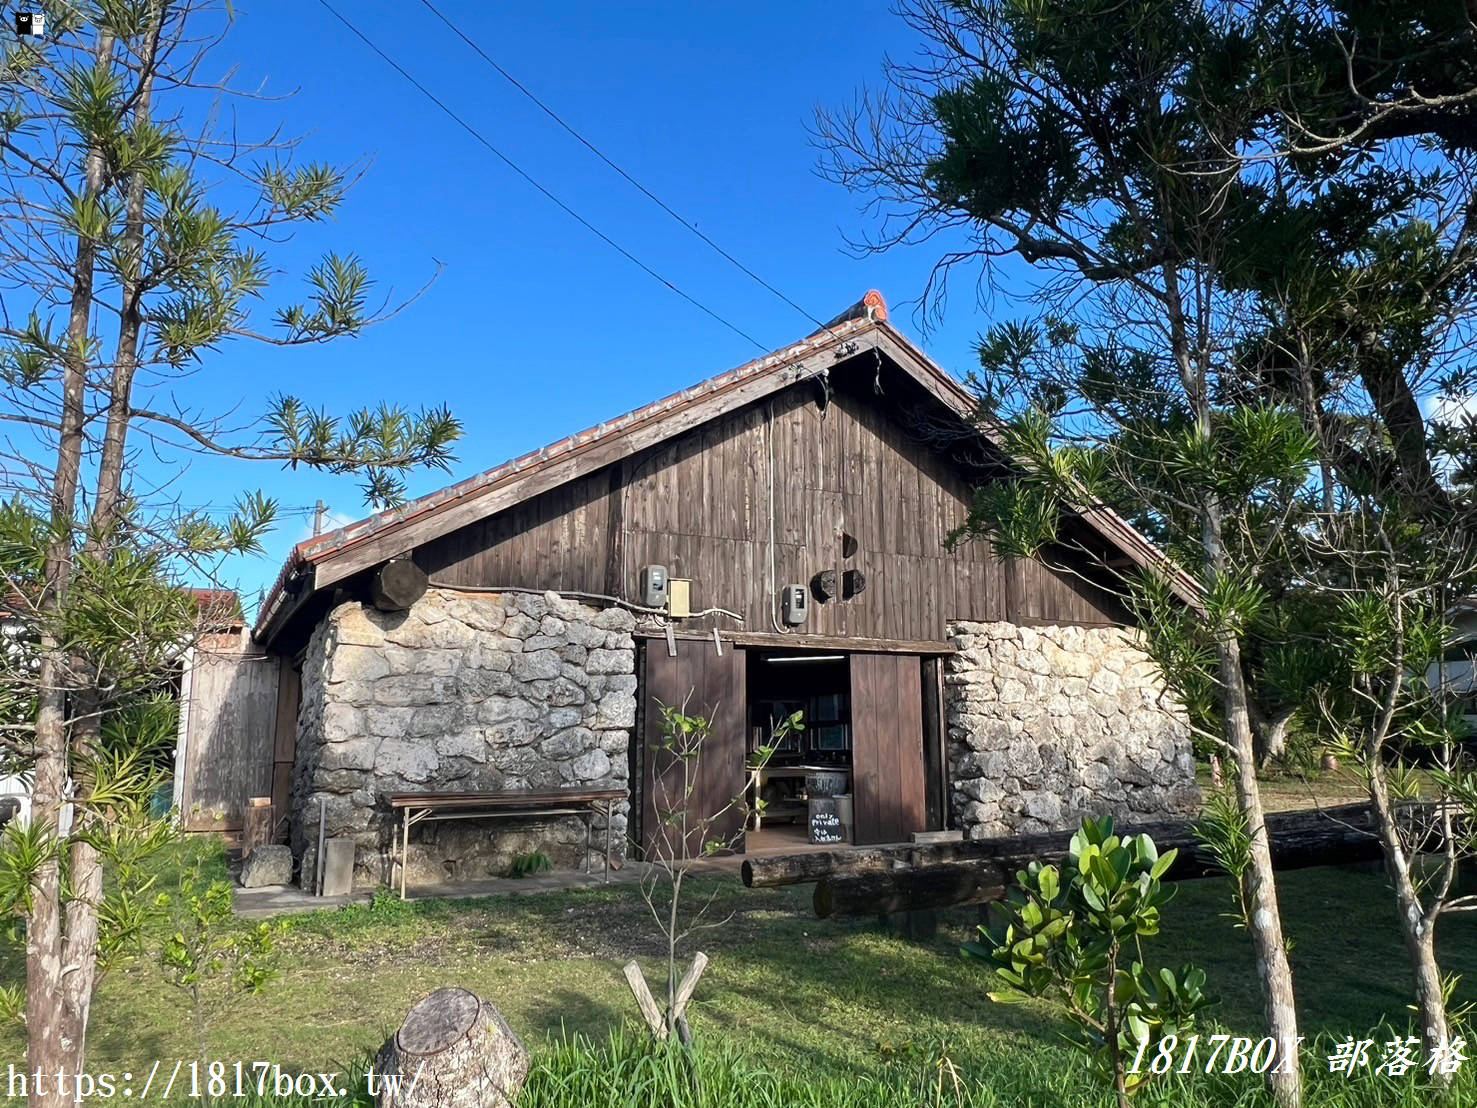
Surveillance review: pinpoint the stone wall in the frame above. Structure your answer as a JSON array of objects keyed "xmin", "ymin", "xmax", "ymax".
[
  {"xmin": 945, "ymin": 621, "xmax": 1199, "ymax": 838},
  {"xmin": 291, "ymin": 589, "xmax": 636, "ymax": 887}
]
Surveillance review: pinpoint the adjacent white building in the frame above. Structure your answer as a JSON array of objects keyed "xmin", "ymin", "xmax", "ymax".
[{"xmin": 1427, "ymin": 600, "xmax": 1477, "ymax": 734}]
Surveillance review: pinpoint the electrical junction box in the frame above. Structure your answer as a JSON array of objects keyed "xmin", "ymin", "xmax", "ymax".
[
  {"xmin": 781, "ymin": 583, "xmax": 808, "ymax": 626},
  {"xmin": 668, "ymin": 578, "xmax": 692, "ymax": 618},
  {"xmin": 640, "ymin": 565, "xmax": 668, "ymax": 608}
]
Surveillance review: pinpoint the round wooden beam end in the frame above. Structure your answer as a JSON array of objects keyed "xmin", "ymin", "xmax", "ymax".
[{"xmin": 371, "ymin": 557, "xmax": 429, "ymax": 612}]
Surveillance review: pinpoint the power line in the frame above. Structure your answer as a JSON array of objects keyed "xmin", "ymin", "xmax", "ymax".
[
  {"xmin": 315, "ymin": 0, "xmax": 769, "ymax": 353},
  {"xmin": 416, "ymin": 0, "xmax": 835, "ymax": 338},
  {"xmin": 142, "ymin": 503, "xmax": 321, "ymax": 517}
]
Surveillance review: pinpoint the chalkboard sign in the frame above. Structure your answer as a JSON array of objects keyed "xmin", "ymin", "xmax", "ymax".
[{"xmin": 808, "ymin": 800, "xmax": 846, "ymax": 845}]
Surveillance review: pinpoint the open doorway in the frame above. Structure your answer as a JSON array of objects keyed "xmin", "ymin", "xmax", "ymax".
[{"xmin": 745, "ymin": 650, "xmax": 855, "ymax": 855}]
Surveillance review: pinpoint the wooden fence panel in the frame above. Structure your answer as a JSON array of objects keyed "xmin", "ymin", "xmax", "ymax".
[{"xmin": 180, "ymin": 638, "xmax": 281, "ymax": 833}]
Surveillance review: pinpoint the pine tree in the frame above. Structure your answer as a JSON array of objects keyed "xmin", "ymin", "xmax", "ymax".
[{"xmin": 0, "ymin": 5, "xmax": 460, "ymax": 1100}]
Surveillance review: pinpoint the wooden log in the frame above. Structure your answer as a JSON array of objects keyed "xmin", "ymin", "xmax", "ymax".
[
  {"xmin": 371, "ymin": 557, "xmax": 429, "ymax": 612},
  {"xmin": 375, "ymin": 987, "xmax": 529, "ymax": 1108},
  {"xmin": 742, "ymin": 846, "xmax": 922, "ymax": 888},
  {"xmin": 805, "ymin": 805, "xmax": 1396, "ymax": 918},
  {"xmin": 744, "ymin": 802, "xmax": 1392, "ymax": 889},
  {"xmin": 623, "ymin": 961, "xmax": 667, "ymax": 1042},
  {"xmin": 811, "ymin": 569, "xmax": 838, "ymax": 602},
  {"xmin": 672, "ymin": 952, "xmax": 708, "ymax": 1022},
  {"xmin": 241, "ymin": 798, "xmax": 273, "ymax": 859},
  {"xmin": 815, "ymin": 862, "xmax": 1006, "ymax": 918}
]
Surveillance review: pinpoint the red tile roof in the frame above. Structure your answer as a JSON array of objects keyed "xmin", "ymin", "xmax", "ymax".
[{"xmin": 184, "ymin": 588, "xmax": 244, "ymax": 628}]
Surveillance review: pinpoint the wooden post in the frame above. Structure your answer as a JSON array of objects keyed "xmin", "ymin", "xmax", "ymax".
[
  {"xmin": 242, "ymin": 797, "xmax": 273, "ymax": 859},
  {"xmin": 671, "ymin": 952, "xmax": 708, "ymax": 1021},
  {"xmin": 400, "ymin": 807, "xmax": 410, "ymax": 900},
  {"xmin": 623, "ymin": 961, "xmax": 668, "ymax": 1041},
  {"xmin": 316, "ymin": 796, "xmax": 327, "ymax": 896},
  {"xmin": 582, "ymin": 810, "xmax": 592, "ymax": 874}
]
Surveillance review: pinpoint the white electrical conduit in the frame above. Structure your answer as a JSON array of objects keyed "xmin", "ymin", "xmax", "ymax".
[
  {"xmin": 425, "ymin": 580, "xmax": 743, "ymax": 623},
  {"xmin": 766, "ymin": 400, "xmax": 789, "ymax": 634}
]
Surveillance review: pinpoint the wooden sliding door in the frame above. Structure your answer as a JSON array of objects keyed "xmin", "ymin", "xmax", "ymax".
[
  {"xmin": 850, "ymin": 653, "xmax": 926, "ymax": 845},
  {"xmin": 641, "ymin": 645, "xmax": 748, "ymax": 857}
]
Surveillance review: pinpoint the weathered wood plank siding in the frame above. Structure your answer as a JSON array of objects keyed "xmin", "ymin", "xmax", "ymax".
[
  {"xmin": 415, "ymin": 366, "xmax": 1125, "ymax": 642},
  {"xmin": 180, "ymin": 633, "xmax": 281, "ymax": 833}
]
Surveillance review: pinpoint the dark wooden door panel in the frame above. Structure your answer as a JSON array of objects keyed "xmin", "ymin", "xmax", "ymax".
[
  {"xmin": 641, "ymin": 646, "xmax": 748, "ymax": 857},
  {"xmin": 851, "ymin": 653, "xmax": 926, "ymax": 845}
]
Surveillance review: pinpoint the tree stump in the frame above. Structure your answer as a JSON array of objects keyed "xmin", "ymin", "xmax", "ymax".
[{"xmin": 375, "ymin": 988, "xmax": 529, "ymax": 1108}]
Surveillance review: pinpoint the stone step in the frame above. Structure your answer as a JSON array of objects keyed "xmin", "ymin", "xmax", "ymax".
[{"xmin": 910, "ymin": 830, "xmax": 964, "ymax": 844}]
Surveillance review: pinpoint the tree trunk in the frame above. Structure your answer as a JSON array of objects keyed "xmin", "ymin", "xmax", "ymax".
[
  {"xmin": 1221, "ymin": 629, "xmax": 1303, "ymax": 1108},
  {"xmin": 27, "ymin": 28, "xmax": 117, "ymax": 1107},
  {"xmin": 1105, "ymin": 943, "xmax": 1131, "ymax": 1108},
  {"xmin": 1176, "ymin": 248, "xmax": 1302, "ymax": 1097},
  {"xmin": 1365, "ymin": 757, "xmax": 1450, "ymax": 1065},
  {"xmin": 1256, "ymin": 711, "xmax": 1291, "ymax": 766},
  {"xmin": 1356, "ymin": 355, "xmax": 1450, "ymax": 522},
  {"xmin": 57, "ymin": 836, "xmax": 103, "ymax": 1060},
  {"xmin": 50, "ymin": 13, "xmax": 167, "ymax": 1079},
  {"xmin": 25, "ymin": 658, "xmax": 71, "ymax": 1108},
  {"xmin": 375, "ymin": 988, "xmax": 529, "ymax": 1108}
]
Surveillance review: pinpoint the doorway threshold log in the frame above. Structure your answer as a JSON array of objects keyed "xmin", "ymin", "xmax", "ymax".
[
  {"xmin": 814, "ymin": 862, "xmax": 1009, "ymax": 918},
  {"xmin": 739, "ymin": 803, "xmax": 1414, "ymax": 918}
]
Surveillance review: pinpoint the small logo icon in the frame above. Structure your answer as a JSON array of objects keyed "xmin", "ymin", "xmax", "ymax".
[{"xmin": 15, "ymin": 10, "xmax": 44, "ymax": 37}]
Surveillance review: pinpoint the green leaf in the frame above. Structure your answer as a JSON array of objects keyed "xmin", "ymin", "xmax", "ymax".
[{"xmin": 1150, "ymin": 848, "xmax": 1177, "ymax": 880}]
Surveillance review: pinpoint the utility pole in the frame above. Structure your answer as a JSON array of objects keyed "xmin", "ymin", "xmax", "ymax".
[{"xmin": 312, "ymin": 500, "xmax": 326, "ymax": 537}]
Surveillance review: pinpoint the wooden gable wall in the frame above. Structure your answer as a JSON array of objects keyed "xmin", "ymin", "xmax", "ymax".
[{"xmin": 413, "ymin": 369, "xmax": 1126, "ymax": 644}]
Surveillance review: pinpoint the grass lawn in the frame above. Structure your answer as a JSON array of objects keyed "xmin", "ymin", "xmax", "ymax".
[
  {"xmin": 1195, "ymin": 763, "xmax": 1375, "ymax": 813},
  {"xmin": 4, "ymin": 837, "xmax": 1474, "ymax": 1104}
]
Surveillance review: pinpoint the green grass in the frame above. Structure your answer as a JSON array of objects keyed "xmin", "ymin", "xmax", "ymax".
[
  {"xmin": 2, "ymin": 840, "xmax": 1474, "ymax": 1105},
  {"xmin": 154, "ymin": 1029, "xmax": 1475, "ymax": 1108},
  {"xmin": 521, "ymin": 1029, "xmax": 1473, "ymax": 1107},
  {"xmin": 1194, "ymin": 763, "xmax": 1374, "ymax": 813}
]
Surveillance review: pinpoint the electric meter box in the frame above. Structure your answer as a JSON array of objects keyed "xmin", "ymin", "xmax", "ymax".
[
  {"xmin": 640, "ymin": 565, "xmax": 669, "ymax": 608},
  {"xmin": 781, "ymin": 583, "xmax": 808, "ymax": 626}
]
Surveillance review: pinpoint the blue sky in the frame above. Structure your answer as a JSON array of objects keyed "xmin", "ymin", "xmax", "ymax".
[{"xmin": 175, "ymin": 1, "xmax": 1023, "ymax": 614}]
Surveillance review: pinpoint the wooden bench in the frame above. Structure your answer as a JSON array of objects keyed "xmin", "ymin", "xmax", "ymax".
[{"xmin": 387, "ymin": 787, "xmax": 626, "ymax": 898}]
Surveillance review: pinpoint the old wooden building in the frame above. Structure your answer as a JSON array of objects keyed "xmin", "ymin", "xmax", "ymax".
[{"xmin": 224, "ymin": 292, "xmax": 1199, "ymax": 888}]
